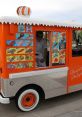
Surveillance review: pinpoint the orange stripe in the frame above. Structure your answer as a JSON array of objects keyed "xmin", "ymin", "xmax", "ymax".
[
  {"xmin": 17, "ymin": 7, "xmax": 21, "ymax": 15},
  {"xmin": 28, "ymin": 7, "xmax": 31, "ymax": 15},
  {"xmin": 22, "ymin": 6, "xmax": 26, "ymax": 15}
]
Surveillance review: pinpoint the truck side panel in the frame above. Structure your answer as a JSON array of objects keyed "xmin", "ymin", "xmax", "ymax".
[{"xmin": 1, "ymin": 67, "xmax": 68, "ymax": 99}]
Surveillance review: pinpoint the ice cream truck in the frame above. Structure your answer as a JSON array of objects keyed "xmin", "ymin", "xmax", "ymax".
[{"xmin": 0, "ymin": 16, "xmax": 82, "ymax": 112}]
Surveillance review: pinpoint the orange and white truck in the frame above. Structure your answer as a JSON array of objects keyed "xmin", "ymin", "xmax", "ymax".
[{"xmin": 0, "ymin": 16, "xmax": 82, "ymax": 111}]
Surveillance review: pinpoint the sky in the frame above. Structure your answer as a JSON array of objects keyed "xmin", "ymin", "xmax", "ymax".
[{"xmin": 0, "ymin": 0, "xmax": 82, "ymax": 23}]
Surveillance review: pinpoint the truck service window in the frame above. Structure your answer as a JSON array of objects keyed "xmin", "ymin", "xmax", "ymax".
[
  {"xmin": 36, "ymin": 31, "xmax": 66, "ymax": 68},
  {"xmin": 72, "ymin": 30, "xmax": 82, "ymax": 57}
]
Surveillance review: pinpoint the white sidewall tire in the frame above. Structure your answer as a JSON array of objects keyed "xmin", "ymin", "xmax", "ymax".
[{"xmin": 18, "ymin": 89, "xmax": 39, "ymax": 112}]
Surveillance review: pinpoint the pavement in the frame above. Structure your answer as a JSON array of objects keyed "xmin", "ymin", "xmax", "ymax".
[{"xmin": 0, "ymin": 91, "xmax": 82, "ymax": 117}]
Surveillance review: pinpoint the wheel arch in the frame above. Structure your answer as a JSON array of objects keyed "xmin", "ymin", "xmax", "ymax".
[{"xmin": 15, "ymin": 84, "xmax": 45, "ymax": 100}]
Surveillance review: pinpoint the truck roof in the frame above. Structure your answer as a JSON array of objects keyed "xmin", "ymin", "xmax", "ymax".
[{"xmin": 0, "ymin": 16, "xmax": 82, "ymax": 29}]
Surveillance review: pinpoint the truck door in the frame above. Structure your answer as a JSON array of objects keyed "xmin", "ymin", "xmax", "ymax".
[{"xmin": 68, "ymin": 29, "xmax": 82, "ymax": 92}]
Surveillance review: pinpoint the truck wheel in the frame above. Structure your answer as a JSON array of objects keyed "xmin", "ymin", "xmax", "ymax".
[{"xmin": 16, "ymin": 89, "xmax": 40, "ymax": 112}]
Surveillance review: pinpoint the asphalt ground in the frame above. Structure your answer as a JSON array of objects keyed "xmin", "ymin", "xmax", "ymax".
[{"xmin": 0, "ymin": 91, "xmax": 82, "ymax": 117}]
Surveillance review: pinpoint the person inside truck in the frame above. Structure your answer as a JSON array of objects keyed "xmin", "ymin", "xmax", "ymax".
[{"xmin": 36, "ymin": 31, "xmax": 48, "ymax": 67}]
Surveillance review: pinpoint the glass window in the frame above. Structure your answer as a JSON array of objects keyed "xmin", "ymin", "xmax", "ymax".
[
  {"xmin": 72, "ymin": 30, "xmax": 82, "ymax": 56},
  {"xmin": 52, "ymin": 32, "xmax": 66, "ymax": 66},
  {"xmin": 35, "ymin": 31, "xmax": 66, "ymax": 68}
]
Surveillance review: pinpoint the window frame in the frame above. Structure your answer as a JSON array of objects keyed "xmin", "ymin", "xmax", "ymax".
[
  {"xmin": 72, "ymin": 29, "xmax": 82, "ymax": 57},
  {"xmin": 33, "ymin": 26, "xmax": 68, "ymax": 70}
]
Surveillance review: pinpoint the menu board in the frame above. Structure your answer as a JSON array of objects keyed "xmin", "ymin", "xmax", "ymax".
[
  {"xmin": 6, "ymin": 24, "xmax": 34, "ymax": 69},
  {"xmin": 6, "ymin": 47, "xmax": 33, "ymax": 55},
  {"xmin": 52, "ymin": 32, "xmax": 66, "ymax": 65}
]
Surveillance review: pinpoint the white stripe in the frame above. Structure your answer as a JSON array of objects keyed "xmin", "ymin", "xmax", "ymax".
[
  {"xmin": 19, "ymin": 7, "xmax": 23, "ymax": 15},
  {"xmin": 9, "ymin": 67, "xmax": 68, "ymax": 79},
  {"xmin": 24, "ymin": 7, "xmax": 28, "ymax": 15},
  {"xmin": 0, "ymin": 16, "xmax": 82, "ymax": 28}
]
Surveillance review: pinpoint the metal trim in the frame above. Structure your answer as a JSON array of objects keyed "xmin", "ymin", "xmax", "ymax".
[
  {"xmin": 9, "ymin": 67, "xmax": 68, "ymax": 79},
  {"xmin": 0, "ymin": 95, "xmax": 10, "ymax": 104},
  {"xmin": 69, "ymin": 84, "xmax": 82, "ymax": 92}
]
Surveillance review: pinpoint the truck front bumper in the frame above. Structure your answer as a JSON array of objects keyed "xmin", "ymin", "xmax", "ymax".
[{"xmin": 0, "ymin": 95, "xmax": 10, "ymax": 104}]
